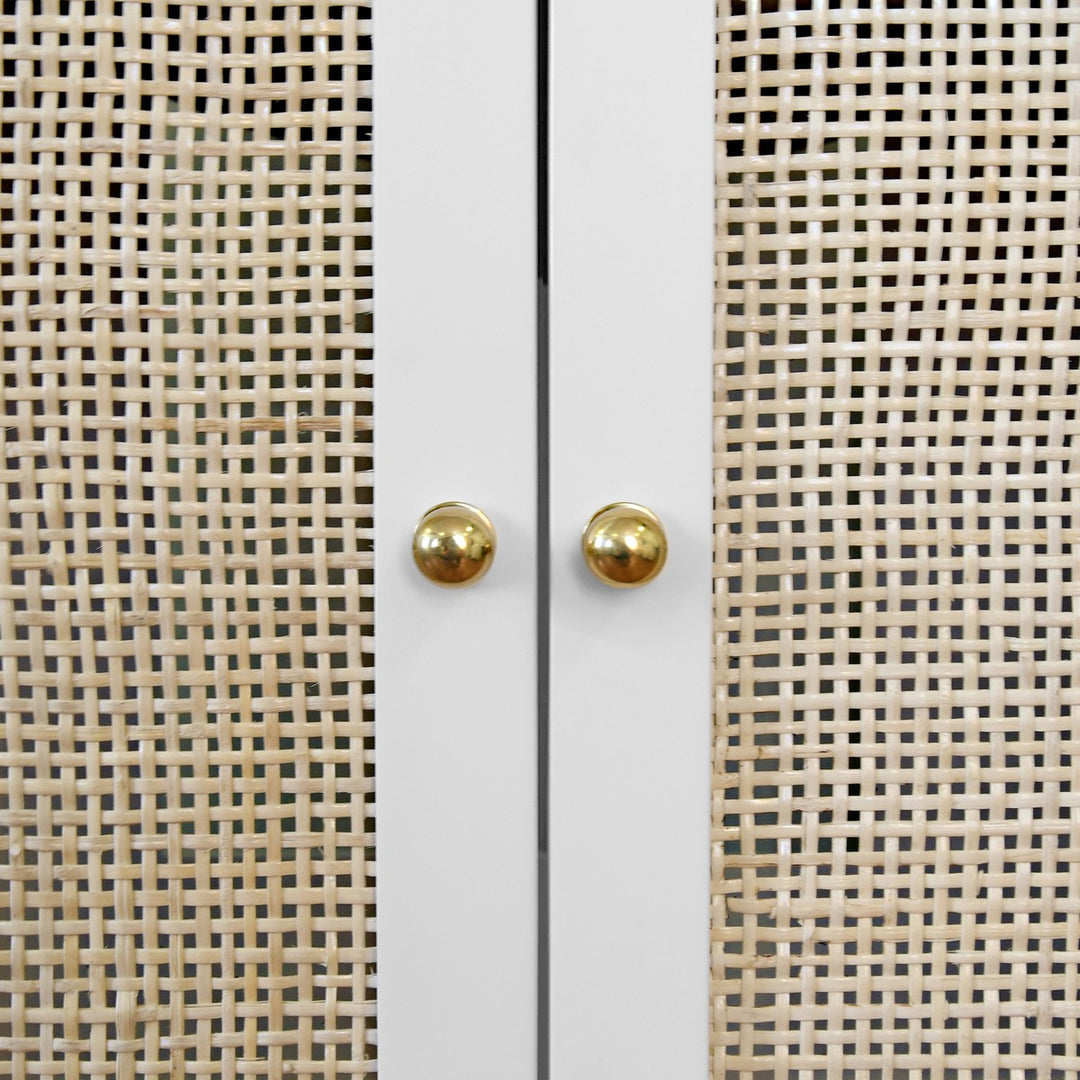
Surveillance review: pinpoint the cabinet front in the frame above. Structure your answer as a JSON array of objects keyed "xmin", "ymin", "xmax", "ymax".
[{"xmin": 2, "ymin": 2, "xmax": 1080, "ymax": 1079}]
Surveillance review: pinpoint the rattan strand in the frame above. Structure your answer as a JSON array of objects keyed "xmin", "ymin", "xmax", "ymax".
[
  {"xmin": 0, "ymin": 3, "xmax": 375, "ymax": 1075},
  {"xmin": 713, "ymin": 2, "xmax": 1080, "ymax": 1077}
]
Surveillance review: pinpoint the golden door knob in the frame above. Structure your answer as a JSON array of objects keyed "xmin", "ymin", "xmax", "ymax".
[
  {"xmin": 582, "ymin": 502, "xmax": 667, "ymax": 588},
  {"xmin": 413, "ymin": 502, "xmax": 497, "ymax": 587}
]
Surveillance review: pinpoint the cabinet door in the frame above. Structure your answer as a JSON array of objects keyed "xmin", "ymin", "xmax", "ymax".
[
  {"xmin": 0, "ymin": 4, "xmax": 537, "ymax": 1080},
  {"xmin": 549, "ymin": 1, "xmax": 1080, "ymax": 1079}
]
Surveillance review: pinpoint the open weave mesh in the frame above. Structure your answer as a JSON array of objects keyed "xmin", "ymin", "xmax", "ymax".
[
  {"xmin": 713, "ymin": 0, "xmax": 1080, "ymax": 1076},
  {"xmin": 0, "ymin": 2, "xmax": 375, "ymax": 1075}
]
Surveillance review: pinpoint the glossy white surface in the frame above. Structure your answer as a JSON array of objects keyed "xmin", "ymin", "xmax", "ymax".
[
  {"xmin": 373, "ymin": 2, "xmax": 537, "ymax": 1076},
  {"xmin": 548, "ymin": 0, "xmax": 716, "ymax": 1074}
]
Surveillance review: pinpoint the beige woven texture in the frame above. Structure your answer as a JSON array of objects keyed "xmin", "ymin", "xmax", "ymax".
[
  {"xmin": 0, "ymin": 2, "xmax": 375, "ymax": 1076},
  {"xmin": 713, "ymin": 0, "xmax": 1080, "ymax": 1077}
]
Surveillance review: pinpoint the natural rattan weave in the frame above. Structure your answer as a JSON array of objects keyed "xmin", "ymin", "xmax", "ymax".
[
  {"xmin": 0, "ymin": 3, "xmax": 374, "ymax": 1075},
  {"xmin": 713, "ymin": 1, "xmax": 1080, "ymax": 1076}
]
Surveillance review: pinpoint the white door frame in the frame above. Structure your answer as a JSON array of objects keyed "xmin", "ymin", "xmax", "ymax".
[
  {"xmin": 373, "ymin": 2, "xmax": 538, "ymax": 1076},
  {"xmin": 375, "ymin": 0, "xmax": 715, "ymax": 1073},
  {"xmin": 548, "ymin": 0, "xmax": 717, "ymax": 1075}
]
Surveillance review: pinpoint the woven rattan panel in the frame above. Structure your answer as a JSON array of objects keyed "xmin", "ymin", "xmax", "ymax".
[
  {"xmin": 713, "ymin": 1, "xmax": 1080, "ymax": 1076},
  {"xmin": 0, "ymin": 3, "xmax": 374, "ymax": 1075}
]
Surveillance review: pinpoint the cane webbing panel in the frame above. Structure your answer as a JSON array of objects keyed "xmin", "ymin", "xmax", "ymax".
[
  {"xmin": 0, "ymin": 3, "xmax": 375, "ymax": 1076},
  {"xmin": 713, "ymin": 1, "xmax": 1080, "ymax": 1077}
]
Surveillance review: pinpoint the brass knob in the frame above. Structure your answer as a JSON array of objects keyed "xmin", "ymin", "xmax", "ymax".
[
  {"xmin": 413, "ymin": 502, "xmax": 497, "ymax": 587},
  {"xmin": 581, "ymin": 502, "xmax": 667, "ymax": 588}
]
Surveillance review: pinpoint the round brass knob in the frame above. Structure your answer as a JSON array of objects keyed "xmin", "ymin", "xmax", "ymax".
[
  {"xmin": 581, "ymin": 502, "xmax": 667, "ymax": 588},
  {"xmin": 413, "ymin": 502, "xmax": 497, "ymax": 587}
]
